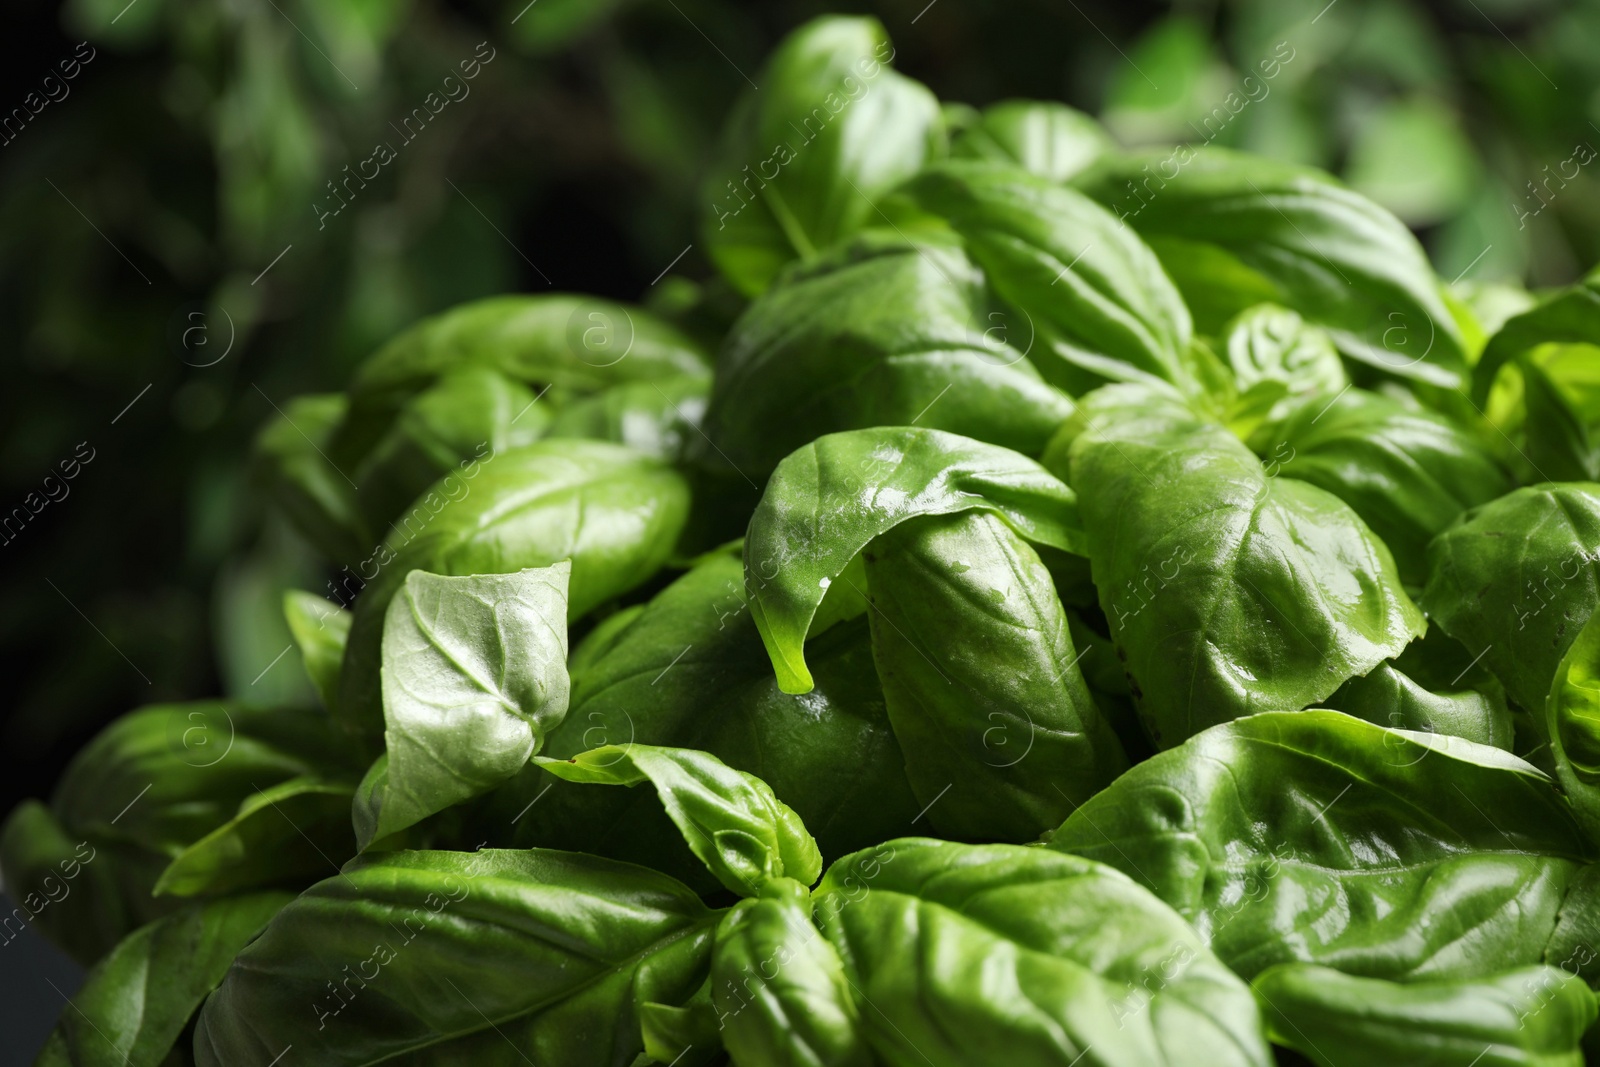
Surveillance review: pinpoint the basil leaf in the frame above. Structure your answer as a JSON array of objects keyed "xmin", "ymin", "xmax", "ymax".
[
  {"xmin": 482, "ymin": 551, "xmax": 919, "ymax": 887},
  {"xmin": 863, "ymin": 510, "xmax": 1127, "ymax": 841},
  {"xmin": 352, "ymin": 366, "xmax": 548, "ymax": 534},
  {"xmin": 1320, "ymin": 662, "xmax": 1513, "ymax": 750},
  {"xmin": 1471, "ymin": 275, "xmax": 1600, "ymax": 407},
  {"xmin": 546, "ymin": 373, "xmax": 711, "ymax": 459},
  {"xmin": 948, "ymin": 99, "xmax": 1112, "ymax": 181},
  {"xmin": 909, "ymin": 161, "xmax": 1194, "ymax": 394},
  {"xmin": 1047, "ymin": 710, "xmax": 1596, "ymax": 981},
  {"xmin": 153, "ymin": 776, "xmax": 356, "ymax": 897},
  {"xmin": 283, "ymin": 590, "xmax": 351, "ymax": 712},
  {"xmin": 1522, "ymin": 353, "xmax": 1600, "ymax": 483},
  {"xmin": 640, "ymin": 977, "xmax": 723, "ymax": 1067},
  {"xmin": 254, "ymin": 394, "xmax": 372, "ymax": 565},
  {"xmin": 1251, "ymin": 387, "xmax": 1512, "ymax": 585},
  {"xmin": 336, "ymin": 440, "xmax": 689, "ymax": 735},
  {"xmin": 535, "ymin": 744, "xmax": 822, "ymax": 897},
  {"xmin": 699, "ymin": 231, "xmax": 1074, "ymax": 479},
  {"xmin": 1252, "ymin": 963, "xmax": 1597, "ymax": 1067},
  {"xmin": 711, "ymin": 878, "xmax": 871, "ymax": 1067},
  {"xmin": 1547, "ymin": 611, "xmax": 1600, "ymax": 845},
  {"xmin": 700, "ymin": 16, "xmax": 942, "ymax": 296},
  {"xmin": 1421, "ymin": 483, "xmax": 1600, "ymax": 716},
  {"xmin": 813, "ymin": 838, "xmax": 1272, "ymax": 1067},
  {"xmin": 1074, "ymin": 148, "xmax": 1468, "ymax": 387},
  {"xmin": 1068, "ymin": 385, "xmax": 1424, "ymax": 747},
  {"xmin": 336, "ymin": 294, "xmax": 708, "ymax": 453},
  {"xmin": 0, "ymin": 803, "xmax": 162, "ymax": 967},
  {"xmin": 368, "ymin": 564, "xmax": 571, "ymax": 845},
  {"xmin": 37, "ymin": 892, "xmax": 290, "ymax": 1067},
  {"xmin": 194, "ymin": 849, "xmax": 719, "ymax": 1067},
  {"xmin": 1223, "ymin": 303, "xmax": 1346, "ymax": 399},
  {"xmin": 746, "ymin": 426, "xmax": 1084, "ymax": 694},
  {"xmin": 52, "ymin": 701, "xmax": 356, "ymax": 859}
]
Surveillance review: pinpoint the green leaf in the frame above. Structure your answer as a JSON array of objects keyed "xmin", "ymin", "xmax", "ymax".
[
  {"xmin": 1522, "ymin": 354, "xmax": 1600, "ymax": 482},
  {"xmin": 1252, "ymin": 963, "xmax": 1596, "ymax": 1067},
  {"xmin": 336, "ymin": 440, "xmax": 690, "ymax": 736},
  {"xmin": 1320, "ymin": 662, "xmax": 1513, "ymax": 750},
  {"xmin": 1547, "ymin": 611, "xmax": 1600, "ymax": 845},
  {"xmin": 711, "ymin": 878, "xmax": 871, "ymax": 1067},
  {"xmin": 1067, "ymin": 384, "xmax": 1424, "ymax": 747},
  {"xmin": 194, "ymin": 849, "xmax": 719, "ymax": 1066},
  {"xmin": 1472, "ymin": 277, "xmax": 1600, "ymax": 407},
  {"xmin": 333, "ymin": 294, "xmax": 709, "ymax": 469},
  {"xmin": 1223, "ymin": 303, "xmax": 1346, "ymax": 400},
  {"xmin": 366, "ymin": 564, "xmax": 571, "ymax": 846},
  {"xmin": 0, "ymin": 802, "xmax": 162, "ymax": 967},
  {"xmin": 1421, "ymin": 483, "xmax": 1600, "ymax": 716},
  {"xmin": 546, "ymin": 373, "xmax": 711, "ymax": 459},
  {"xmin": 1047, "ymin": 710, "xmax": 1595, "ymax": 981},
  {"xmin": 862, "ymin": 510, "xmax": 1127, "ymax": 841},
  {"xmin": 909, "ymin": 161, "xmax": 1194, "ymax": 395},
  {"xmin": 1074, "ymin": 148, "xmax": 1468, "ymax": 386},
  {"xmin": 700, "ymin": 16, "xmax": 943, "ymax": 296},
  {"xmin": 283, "ymin": 590, "xmax": 351, "ymax": 712},
  {"xmin": 948, "ymin": 99, "xmax": 1112, "ymax": 181},
  {"xmin": 52, "ymin": 701, "xmax": 356, "ymax": 859},
  {"xmin": 481, "ymin": 551, "xmax": 919, "ymax": 888},
  {"xmin": 639, "ymin": 976, "xmax": 723, "ymax": 1067},
  {"xmin": 699, "ymin": 231, "xmax": 1074, "ymax": 479},
  {"xmin": 1250, "ymin": 387, "xmax": 1512, "ymax": 585},
  {"xmin": 37, "ymin": 892, "xmax": 290, "ymax": 1067},
  {"xmin": 813, "ymin": 838, "xmax": 1272, "ymax": 1066},
  {"xmin": 153, "ymin": 776, "xmax": 356, "ymax": 897},
  {"xmin": 254, "ymin": 394, "xmax": 372, "ymax": 564},
  {"xmin": 352, "ymin": 366, "xmax": 548, "ymax": 534},
  {"xmin": 535, "ymin": 744, "xmax": 821, "ymax": 897},
  {"xmin": 745, "ymin": 426, "xmax": 1084, "ymax": 694}
]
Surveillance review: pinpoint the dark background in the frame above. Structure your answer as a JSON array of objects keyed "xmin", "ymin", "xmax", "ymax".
[{"xmin": 2, "ymin": 0, "xmax": 1597, "ymax": 1060}]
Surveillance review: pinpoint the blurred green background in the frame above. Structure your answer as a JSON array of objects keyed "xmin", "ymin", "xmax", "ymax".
[{"xmin": 1, "ymin": 0, "xmax": 1598, "ymax": 1050}]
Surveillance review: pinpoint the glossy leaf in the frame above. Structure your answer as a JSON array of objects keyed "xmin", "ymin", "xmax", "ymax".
[
  {"xmin": 700, "ymin": 16, "xmax": 942, "ymax": 296},
  {"xmin": 1047, "ymin": 710, "xmax": 1595, "ymax": 981},
  {"xmin": 283, "ymin": 590, "xmax": 351, "ymax": 712},
  {"xmin": 746, "ymin": 426, "xmax": 1084, "ymax": 694},
  {"xmin": 1421, "ymin": 483, "xmax": 1600, "ymax": 716},
  {"xmin": 1471, "ymin": 276, "xmax": 1600, "ymax": 406},
  {"xmin": 910, "ymin": 161, "xmax": 1194, "ymax": 394},
  {"xmin": 1223, "ymin": 303, "xmax": 1345, "ymax": 399},
  {"xmin": 352, "ymin": 366, "xmax": 548, "ymax": 534},
  {"xmin": 36, "ymin": 893, "xmax": 289, "ymax": 1067},
  {"xmin": 546, "ymin": 373, "xmax": 711, "ymax": 460},
  {"xmin": 699, "ymin": 231, "xmax": 1074, "ymax": 479},
  {"xmin": 369, "ymin": 565, "xmax": 571, "ymax": 845},
  {"xmin": 1547, "ymin": 611, "xmax": 1600, "ymax": 845},
  {"xmin": 711, "ymin": 878, "xmax": 871, "ymax": 1067},
  {"xmin": 862, "ymin": 510, "xmax": 1126, "ymax": 841},
  {"xmin": 153, "ymin": 776, "xmax": 356, "ymax": 897},
  {"xmin": 336, "ymin": 439, "xmax": 690, "ymax": 735},
  {"xmin": 1067, "ymin": 384, "xmax": 1424, "ymax": 747},
  {"xmin": 1320, "ymin": 662, "xmax": 1513, "ymax": 750},
  {"xmin": 948, "ymin": 99, "xmax": 1111, "ymax": 181},
  {"xmin": 1074, "ymin": 148, "xmax": 1468, "ymax": 386},
  {"xmin": 1252, "ymin": 963, "xmax": 1596, "ymax": 1067},
  {"xmin": 477, "ymin": 550, "xmax": 920, "ymax": 887},
  {"xmin": 813, "ymin": 838, "xmax": 1272, "ymax": 1067},
  {"xmin": 194, "ymin": 849, "xmax": 719, "ymax": 1066},
  {"xmin": 335, "ymin": 294, "xmax": 709, "ymax": 459},
  {"xmin": 1251, "ymin": 387, "xmax": 1512, "ymax": 584},
  {"xmin": 535, "ymin": 744, "xmax": 821, "ymax": 897}
]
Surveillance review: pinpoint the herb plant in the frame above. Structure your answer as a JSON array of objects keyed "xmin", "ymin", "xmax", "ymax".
[{"xmin": 9, "ymin": 14, "xmax": 1600, "ymax": 1067}]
